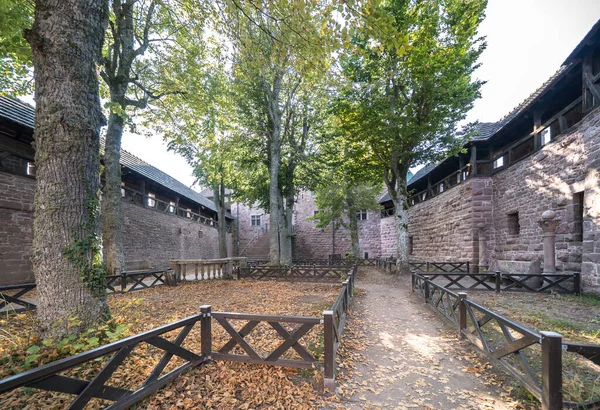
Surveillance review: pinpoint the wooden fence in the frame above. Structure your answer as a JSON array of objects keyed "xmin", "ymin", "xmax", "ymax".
[
  {"xmin": 412, "ymin": 273, "xmax": 600, "ymax": 410},
  {"xmin": 416, "ymin": 271, "xmax": 581, "ymax": 294},
  {"xmin": 376, "ymin": 259, "xmax": 471, "ymax": 273},
  {"xmin": 237, "ymin": 265, "xmax": 349, "ymax": 282},
  {"xmin": 0, "ymin": 265, "xmax": 357, "ymax": 408}
]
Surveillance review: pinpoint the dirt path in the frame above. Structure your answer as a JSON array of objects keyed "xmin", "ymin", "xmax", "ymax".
[{"xmin": 328, "ymin": 267, "xmax": 525, "ymax": 410}]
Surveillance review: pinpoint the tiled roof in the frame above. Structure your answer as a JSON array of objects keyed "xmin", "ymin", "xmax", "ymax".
[
  {"xmin": 407, "ymin": 63, "xmax": 571, "ymax": 187},
  {"xmin": 0, "ymin": 96, "xmax": 35, "ymax": 129},
  {"xmin": 0, "ymin": 96, "xmax": 219, "ymax": 213},
  {"xmin": 117, "ymin": 148, "xmax": 218, "ymax": 213}
]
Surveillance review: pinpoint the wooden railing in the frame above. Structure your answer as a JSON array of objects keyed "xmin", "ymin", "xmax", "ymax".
[
  {"xmin": 122, "ymin": 186, "xmax": 221, "ymax": 228},
  {"xmin": 169, "ymin": 257, "xmax": 248, "ymax": 281},
  {"xmin": 0, "ymin": 283, "xmax": 36, "ymax": 313},
  {"xmin": 417, "ymin": 271, "xmax": 581, "ymax": 294},
  {"xmin": 412, "ymin": 273, "xmax": 599, "ymax": 409},
  {"xmin": 237, "ymin": 265, "xmax": 349, "ymax": 282},
  {"xmin": 376, "ymin": 259, "xmax": 470, "ymax": 274},
  {"xmin": 408, "ymin": 95, "xmax": 585, "ymax": 207},
  {"xmin": 0, "ymin": 314, "xmax": 207, "ymax": 409},
  {"xmin": 0, "ymin": 269, "xmax": 172, "ymax": 314},
  {"xmin": 0, "ymin": 265, "xmax": 358, "ymax": 408}
]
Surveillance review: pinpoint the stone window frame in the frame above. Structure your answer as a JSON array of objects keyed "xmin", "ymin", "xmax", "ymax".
[
  {"xmin": 356, "ymin": 210, "xmax": 368, "ymax": 221},
  {"xmin": 507, "ymin": 211, "xmax": 520, "ymax": 236},
  {"xmin": 251, "ymin": 214, "xmax": 261, "ymax": 226}
]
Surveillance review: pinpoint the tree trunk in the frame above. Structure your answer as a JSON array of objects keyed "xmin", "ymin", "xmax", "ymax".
[
  {"xmin": 280, "ymin": 192, "xmax": 293, "ymax": 264},
  {"xmin": 102, "ymin": 112, "xmax": 125, "ymax": 274},
  {"xmin": 214, "ymin": 181, "xmax": 228, "ymax": 258},
  {"xmin": 391, "ymin": 178, "xmax": 410, "ymax": 275},
  {"xmin": 25, "ymin": 0, "xmax": 110, "ymax": 338},
  {"xmin": 348, "ymin": 211, "xmax": 360, "ymax": 258},
  {"xmin": 267, "ymin": 75, "xmax": 283, "ymax": 265}
]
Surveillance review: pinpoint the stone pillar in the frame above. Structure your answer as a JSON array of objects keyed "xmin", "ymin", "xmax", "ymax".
[
  {"xmin": 477, "ymin": 223, "xmax": 487, "ymax": 272},
  {"xmin": 539, "ymin": 210, "xmax": 560, "ymax": 274}
]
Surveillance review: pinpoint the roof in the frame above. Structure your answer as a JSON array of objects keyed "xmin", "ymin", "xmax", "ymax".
[
  {"xmin": 118, "ymin": 148, "xmax": 218, "ymax": 213},
  {"xmin": 0, "ymin": 96, "xmax": 220, "ymax": 214},
  {"xmin": 407, "ymin": 49, "xmax": 575, "ymax": 188},
  {"xmin": 0, "ymin": 96, "xmax": 35, "ymax": 129}
]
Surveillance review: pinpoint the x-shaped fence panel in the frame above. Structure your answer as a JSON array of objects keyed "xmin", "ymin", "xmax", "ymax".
[
  {"xmin": 461, "ymin": 299, "xmax": 542, "ymax": 399},
  {"xmin": 0, "ymin": 283, "xmax": 36, "ymax": 312},
  {"xmin": 210, "ymin": 312, "xmax": 322, "ymax": 369},
  {"xmin": 0, "ymin": 315, "xmax": 206, "ymax": 410}
]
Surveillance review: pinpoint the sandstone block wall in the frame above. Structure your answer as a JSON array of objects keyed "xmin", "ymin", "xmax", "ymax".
[
  {"xmin": 293, "ymin": 191, "xmax": 382, "ymax": 259},
  {"xmin": 0, "ymin": 172, "xmax": 35, "ymax": 284},
  {"xmin": 490, "ymin": 130, "xmax": 586, "ymax": 274},
  {"xmin": 407, "ymin": 180, "xmax": 477, "ymax": 263},
  {"xmin": 122, "ymin": 201, "xmax": 232, "ymax": 268}
]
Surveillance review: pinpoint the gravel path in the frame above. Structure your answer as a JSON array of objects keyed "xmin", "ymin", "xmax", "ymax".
[{"xmin": 330, "ymin": 267, "xmax": 523, "ymax": 410}]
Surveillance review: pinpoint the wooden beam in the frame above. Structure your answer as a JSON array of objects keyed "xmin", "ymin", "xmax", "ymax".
[{"xmin": 470, "ymin": 145, "xmax": 477, "ymax": 176}]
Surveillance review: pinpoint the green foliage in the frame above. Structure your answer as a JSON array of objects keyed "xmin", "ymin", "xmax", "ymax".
[
  {"xmin": 62, "ymin": 192, "xmax": 106, "ymax": 297},
  {"xmin": 335, "ymin": 0, "xmax": 487, "ymax": 194},
  {"xmin": 19, "ymin": 318, "xmax": 130, "ymax": 370},
  {"xmin": 0, "ymin": 0, "xmax": 33, "ymax": 96}
]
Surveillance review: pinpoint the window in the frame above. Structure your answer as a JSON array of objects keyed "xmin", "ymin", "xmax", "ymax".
[
  {"xmin": 439, "ymin": 183, "xmax": 444, "ymax": 193},
  {"xmin": 147, "ymin": 192, "xmax": 156, "ymax": 207},
  {"xmin": 169, "ymin": 201, "xmax": 176, "ymax": 213},
  {"xmin": 356, "ymin": 210, "xmax": 368, "ymax": 220},
  {"xmin": 26, "ymin": 161, "xmax": 36, "ymax": 176},
  {"xmin": 186, "ymin": 208, "xmax": 192, "ymax": 218},
  {"xmin": 121, "ymin": 182, "xmax": 126, "ymax": 198},
  {"xmin": 408, "ymin": 236, "xmax": 414, "ymax": 255},
  {"xmin": 251, "ymin": 215, "xmax": 261, "ymax": 226},
  {"xmin": 573, "ymin": 192, "xmax": 584, "ymax": 241},
  {"xmin": 541, "ymin": 127, "xmax": 551, "ymax": 146},
  {"xmin": 493, "ymin": 156, "xmax": 504, "ymax": 169},
  {"xmin": 507, "ymin": 212, "xmax": 520, "ymax": 235}
]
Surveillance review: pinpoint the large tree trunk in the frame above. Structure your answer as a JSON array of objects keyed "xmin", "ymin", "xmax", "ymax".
[
  {"xmin": 101, "ymin": 0, "xmax": 139, "ymax": 275},
  {"xmin": 25, "ymin": 0, "xmax": 110, "ymax": 338},
  {"xmin": 280, "ymin": 192, "xmax": 293, "ymax": 264},
  {"xmin": 267, "ymin": 74, "xmax": 282, "ymax": 265},
  {"xmin": 214, "ymin": 181, "xmax": 228, "ymax": 258},
  {"xmin": 391, "ymin": 178, "xmax": 410, "ymax": 275},
  {"xmin": 348, "ymin": 211, "xmax": 360, "ymax": 258},
  {"xmin": 102, "ymin": 111, "xmax": 125, "ymax": 274}
]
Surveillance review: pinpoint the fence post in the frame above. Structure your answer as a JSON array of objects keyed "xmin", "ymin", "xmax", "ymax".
[
  {"xmin": 466, "ymin": 261, "xmax": 470, "ymax": 274},
  {"xmin": 541, "ymin": 331, "xmax": 563, "ymax": 410},
  {"xmin": 427, "ymin": 261, "xmax": 430, "ymax": 272},
  {"xmin": 458, "ymin": 292, "xmax": 467, "ymax": 339},
  {"xmin": 495, "ymin": 270, "xmax": 501, "ymax": 293},
  {"xmin": 200, "ymin": 305, "xmax": 212, "ymax": 359},
  {"xmin": 121, "ymin": 271, "xmax": 127, "ymax": 293},
  {"xmin": 573, "ymin": 273, "xmax": 581, "ymax": 295},
  {"xmin": 323, "ymin": 310, "xmax": 335, "ymax": 390},
  {"xmin": 424, "ymin": 280, "xmax": 430, "ymax": 304}
]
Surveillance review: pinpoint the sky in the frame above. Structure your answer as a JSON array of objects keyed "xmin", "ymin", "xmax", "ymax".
[{"xmin": 23, "ymin": 1, "xmax": 600, "ymax": 190}]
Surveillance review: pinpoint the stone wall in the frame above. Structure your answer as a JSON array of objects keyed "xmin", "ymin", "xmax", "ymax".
[
  {"xmin": 0, "ymin": 172, "xmax": 35, "ymax": 284},
  {"xmin": 233, "ymin": 202, "xmax": 269, "ymax": 257},
  {"xmin": 379, "ymin": 216, "xmax": 397, "ymax": 258},
  {"xmin": 0, "ymin": 180, "xmax": 231, "ymax": 285},
  {"xmin": 407, "ymin": 180, "xmax": 477, "ymax": 263},
  {"xmin": 293, "ymin": 191, "xmax": 382, "ymax": 259},
  {"xmin": 490, "ymin": 128, "xmax": 587, "ymax": 274},
  {"xmin": 122, "ymin": 201, "xmax": 232, "ymax": 268}
]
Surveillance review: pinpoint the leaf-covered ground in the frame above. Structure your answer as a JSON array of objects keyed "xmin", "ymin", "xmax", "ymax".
[{"xmin": 0, "ymin": 280, "xmax": 342, "ymax": 409}]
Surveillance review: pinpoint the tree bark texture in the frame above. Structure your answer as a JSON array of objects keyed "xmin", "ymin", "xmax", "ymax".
[
  {"xmin": 102, "ymin": 112, "xmax": 125, "ymax": 274},
  {"xmin": 391, "ymin": 182, "xmax": 410, "ymax": 275},
  {"xmin": 25, "ymin": 0, "xmax": 110, "ymax": 338},
  {"xmin": 280, "ymin": 193, "xmax": 293, "ymax": 264},
  {"xmin": 267, "ymin": 74, "xmax": 283, "ymax": 265},
  {"xmin": 214, "ymin": 181, "xmax": 228, "ymax": 259},
  {"xmin": 348, "ymin": 210, "xmax": 360, "ymax": 258},
  {"xmin": 101, "ymin": 0, "xmax": 143, "ymax": 275}
]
